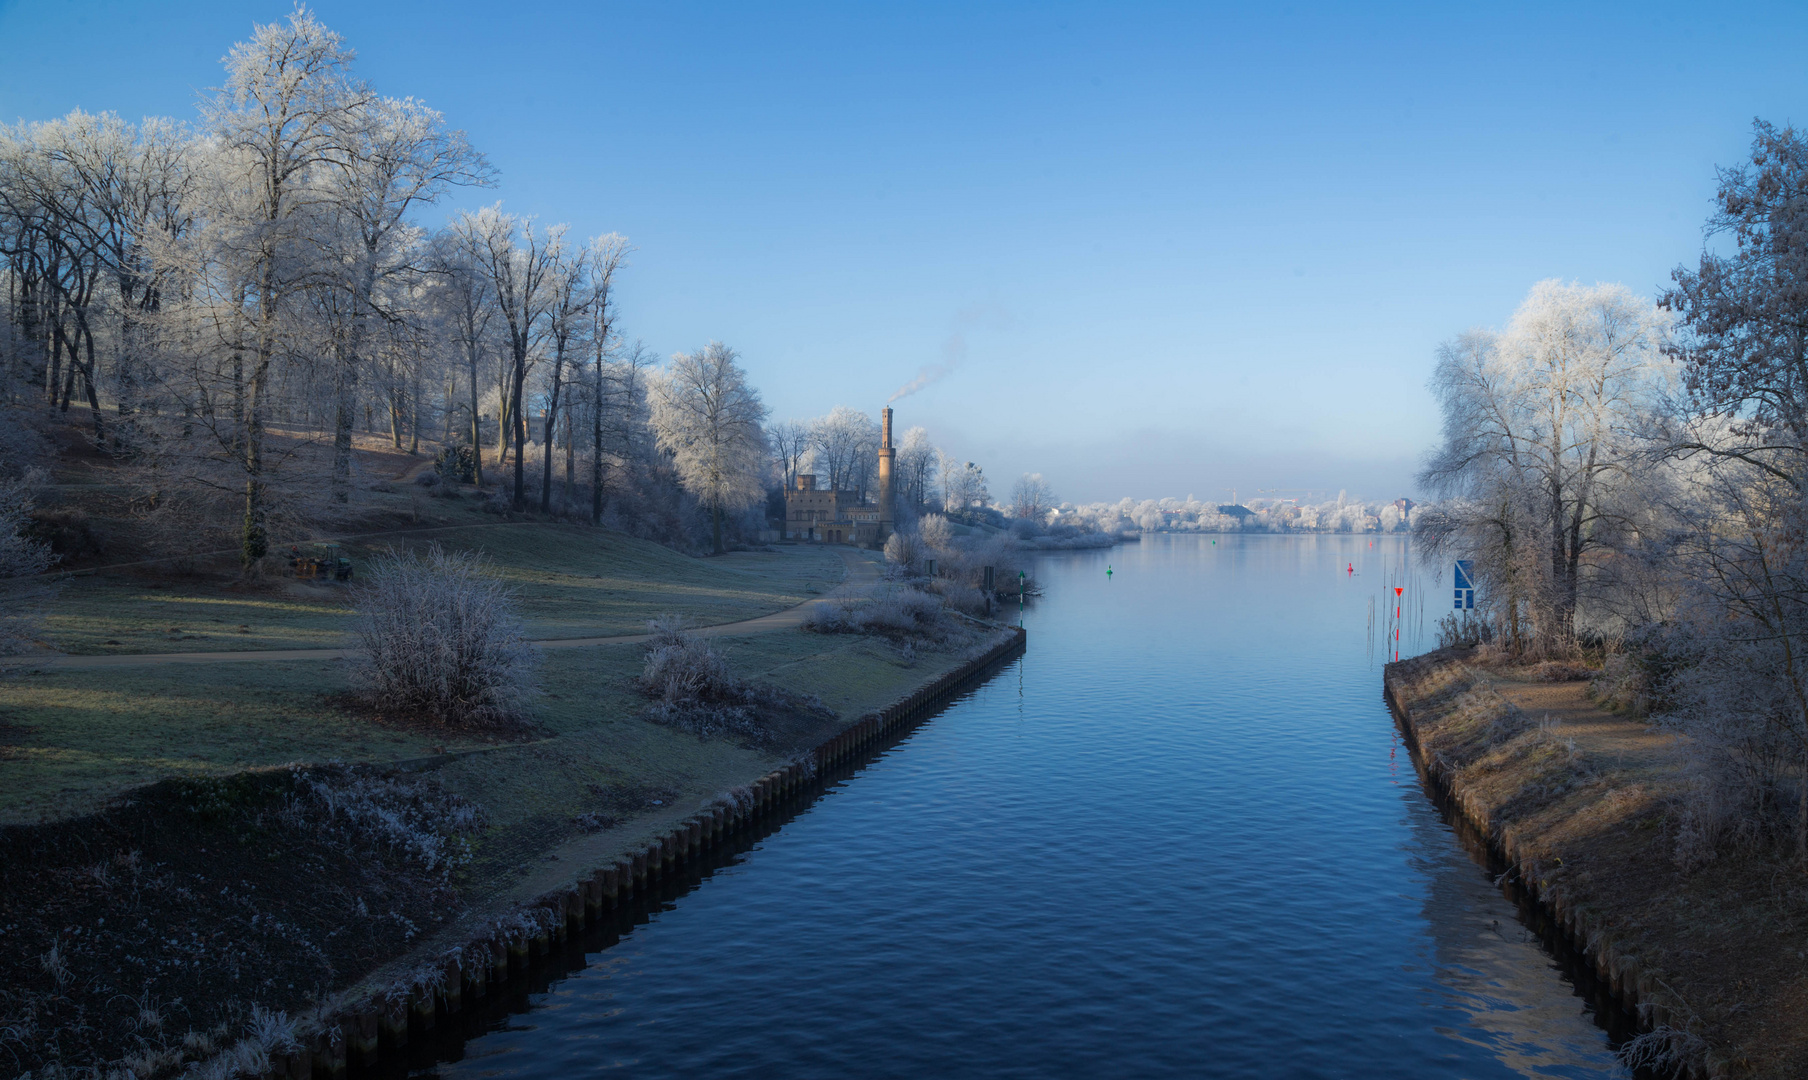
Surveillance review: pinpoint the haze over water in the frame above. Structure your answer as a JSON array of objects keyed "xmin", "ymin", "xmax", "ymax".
[{"xmin": 408, "ymin": 536, "xmax": 1630, "ymax": 1078}]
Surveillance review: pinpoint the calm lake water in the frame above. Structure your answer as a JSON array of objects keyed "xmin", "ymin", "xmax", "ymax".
[{"xmin": 400, "ymin": 534, "xmax": 1633, "ymax": 1079}]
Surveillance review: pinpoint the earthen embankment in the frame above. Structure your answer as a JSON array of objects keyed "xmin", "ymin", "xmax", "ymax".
[
  {"xmin": 251, "ymin": 625, "xmax": 1026, "ymax": 1078},
  {"xmin": 1386, "ymin": 650, "xmax": 1808, "ymax": 1080}
]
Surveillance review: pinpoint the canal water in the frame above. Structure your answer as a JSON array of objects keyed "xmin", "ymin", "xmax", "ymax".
[{"xmin": 403, "ymin": 534, "xmax": 1633, "ymax": 1079}]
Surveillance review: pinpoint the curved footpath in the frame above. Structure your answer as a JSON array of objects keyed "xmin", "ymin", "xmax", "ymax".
[
  {"xmin": 1386, "ymin": 650, "xmax": 1805, "ymax": 1080},
  {"xmin": 31, "ymin": 548, "xmax": 882, "ymax": 669}
]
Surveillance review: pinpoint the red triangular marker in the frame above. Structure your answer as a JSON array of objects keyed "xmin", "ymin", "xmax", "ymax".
[{"xmin": 1394, "ymin": 587, "xmax": 1403, "ymax": 596}]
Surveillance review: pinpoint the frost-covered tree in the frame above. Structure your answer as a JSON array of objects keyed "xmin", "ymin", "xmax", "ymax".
[
  {"xmin": 1418, "ymin": 280, "xmax": 1670, "ymax": 651},
  {"xmin": 650, "ymin": 342, "xmax": 768, "ymax": 553},
  {"xmin": 1010, "ymin": 472, "xmax": 1055, "ymax": 523},
  {"xmin": 1657, "ymin": 121, "xmax": 1808, "ymax": 861},
  {"xmin": 320, "ymin": 94, "xmax": 489, "ymax": 499},
  {"xmin": 894, "ymin": 425, "xmax": 938, "ymax": 511},
  {"xmin": 809, "ymin": 406, "xmax": 877, "ymax": 495},
  {"xmin": 941, "ymin": 454, "xmax": 988, "ymax": 522},
  {"xmin": 204, "ymin": 5, "xmax": 372, "ymax": 562},
  {"xmin": 448, "ymin": 206, "xmax": 565, "ymax": 509},
  {"xmin": 768, "ymin": 418, "xmax": 812, "ymax": 489}
]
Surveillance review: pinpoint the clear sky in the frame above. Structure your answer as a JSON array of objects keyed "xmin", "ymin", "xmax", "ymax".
[{"xmin": 3, "ymin": 1, "xmax": 1803, "ymax": 503}]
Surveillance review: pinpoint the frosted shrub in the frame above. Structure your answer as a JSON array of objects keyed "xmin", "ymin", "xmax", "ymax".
[
  {"xmin": 882, "ymin": 529, "xmax": 923, "ymax": 575},
  {"xmin": 1658, "ymin": 633, "xmax": 1799, "ymax": 867},
  {"xmin": 1589, "ymin": 652, "xmax": 1649, "ymax": 715},
  {"xmin": 808, "ymin": 586, "xmax": 952, "ymax": 643},
  {"xmin": 928, "ymin": 578, "xmax": 988, "ymax": 617},
  {"xmin": 1434, "ymin": 611, "xmax": 1491, "ymax": 650},
  {"xmin": 638, "ymin": 615, "xmax": 739, "ymax": 706},
  {"xmin": 636, "ymin": 616, "xmax": 831, "ymax": 744},
  {"xmin": 919, "ymin": 513, "xmax": 954, "ymax": 550},
  {"xmin": 353, "ymin": 544, "xmax": 537, "ymax": 726}
]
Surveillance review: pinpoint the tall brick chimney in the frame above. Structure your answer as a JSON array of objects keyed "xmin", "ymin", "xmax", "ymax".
[{"xmin": 877, "ymin": 406, "xmax": 896, "ymax": 540}]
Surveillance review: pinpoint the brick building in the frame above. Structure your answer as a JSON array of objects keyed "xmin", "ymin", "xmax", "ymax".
[{"xmin": 783, "ymin": 406, "xmax": 898, "ymax": 545}]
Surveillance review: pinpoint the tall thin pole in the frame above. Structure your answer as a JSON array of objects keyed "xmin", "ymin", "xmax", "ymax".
[{"xmin": 1394, "ymin": 586, "xmax": 1403, "ymax": 662}]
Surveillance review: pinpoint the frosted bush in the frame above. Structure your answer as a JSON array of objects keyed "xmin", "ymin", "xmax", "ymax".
[
  {"xmin": 636, "ymin": 616, "xmax": 831, "ymax": 744},
  {"xmin": 882, "ymin": 529, "xmax": 923, "ymax": 574},
  {"xmin": 638, "ymin": 615, "xmax": 739, "ymax": 706},
  {"xmin": 919, "ymin": 513, "xmax": 954, "ymax": 550},
  {"xmin": 808, "ymin": 586, "xmax": 953, "ymax": 642},
  {"xmin": 353, "ymin": 544, "xmax": 537, "ymax": 726}
]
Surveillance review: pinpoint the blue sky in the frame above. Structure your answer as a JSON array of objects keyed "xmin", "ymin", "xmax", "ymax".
[{"xmin": 3, "ymin": 1, "xmax": 1802, "ymax": 502}]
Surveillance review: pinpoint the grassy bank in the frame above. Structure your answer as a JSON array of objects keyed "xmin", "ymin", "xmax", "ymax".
[
  {"xmin": 1386, "ymin": 650, "xmax": 1808, "ymax": 1080},
  {"xmin": 0, "ymin": 513, "xmax": 1016, "ymax": 1077},
  {"xmin": 40, "ymin": 522, "xmax": 843, "ymax": 655}
]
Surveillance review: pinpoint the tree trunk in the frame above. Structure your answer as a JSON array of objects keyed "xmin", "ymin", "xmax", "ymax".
[
  {"xmin": 591, "ymin": 354, "xmax": 606, "ymax": 525},
  {"xmin": 332, "ymin": 374, "xmax": 356, "ymax": 503},
  {"xmin": 496, "ymin": 384, "xmax": 512, "ymax": 467},
  {"xmin": 712, "ymin": 502, "xmax": 724, "ymax": 555},
  {"xmin": 468, "ymin": 355, "xmax": 484, "ymax": 487},
  {"xmin": 540, "ymin": 355, "xmax": 564, "ymax": 514},
  {"xmin": 510, "ymin": 354, "xmax": 527, "ymax": 508},
  {"xmin": 242, "ymin": 356, "xmax": 270, "ymax": 567}
]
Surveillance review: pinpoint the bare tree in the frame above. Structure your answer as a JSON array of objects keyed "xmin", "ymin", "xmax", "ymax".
[
  {"xmin": 448, "ymin": 205, "xmax": 564, "ymax": 509},
  {"xmin": 1011, "ymin": 472, "xmax": 1055, "ymax": 523},
  {"xmin": 321, "ymin": 95, "xmax": 489, "ymax": 498},
  {"xmin": 204, "ymin": 6, "xmax": 370, "ymax": 563},
  {"xmin": 428, "ymin": 232, "xmax": 495, "ymax": 484},
  {"xmin": 768, "ymin": 418, "xmax": 812, "ymax": 489},
  {"xmin": 581, "ymin": 235, "xmax": 631, "ymax": 523},
  {"xmin": 649, "ymin": 342, "xmax": 768, "ymax": 554},
  {"xmin": 809, "ymin": 405, "xmax": 877, "ymax": 494},
  {"xmin": 0, "ymin": 473, "xmax": 57, "ymax": 655},
  {"xmin": 540, "ymin": 233, "xmax": 628, "ymax": 515}
]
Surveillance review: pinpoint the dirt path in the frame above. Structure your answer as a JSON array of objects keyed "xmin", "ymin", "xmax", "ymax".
[
  {"xmin": 1490, "ymin": 677, "xmax": 1684, "ymax": 787},
  {"xmin": 31, "ymin": 549, "xmax": 882, "ymax": 669}
]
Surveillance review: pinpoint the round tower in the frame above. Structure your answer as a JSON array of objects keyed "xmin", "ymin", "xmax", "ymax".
[{"xmin": 877, "ymin": 406, "xmax": 896, "ymax": 540}]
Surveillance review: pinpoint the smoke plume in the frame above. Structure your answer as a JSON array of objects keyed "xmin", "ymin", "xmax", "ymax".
[{"xmin": 888, "ymin": 304, "xmax": 1002, "ymax": 403}]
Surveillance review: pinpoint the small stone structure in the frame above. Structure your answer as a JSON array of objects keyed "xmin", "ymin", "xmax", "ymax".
[{"xmin": 784, "ymin": 406, "xmax": 898, "ymax": 545}]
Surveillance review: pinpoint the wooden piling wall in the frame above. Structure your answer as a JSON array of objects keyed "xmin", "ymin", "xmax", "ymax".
[{"xmin": 266, "ymin": 626, "xmax": 1027, "ymax": 1079}]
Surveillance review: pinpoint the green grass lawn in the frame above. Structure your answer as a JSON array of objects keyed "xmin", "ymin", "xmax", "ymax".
[
  {"xmin": 40, "ymin": 524, "xmax": 845, "ymax": 654},
  {"xmin": 0, "ymin": 624, "xmax": 977, "ymax": 829}
]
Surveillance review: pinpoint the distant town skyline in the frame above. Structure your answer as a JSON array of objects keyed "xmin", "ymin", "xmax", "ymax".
[{"xmin": 3, "ymin": 0, "xmax": 1803, "ymax": 500}]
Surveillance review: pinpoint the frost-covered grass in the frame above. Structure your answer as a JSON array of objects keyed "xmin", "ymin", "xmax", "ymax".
[
  {"xmin": 0, "ymin": 607, "xmax": 1002, "ymax": 831},
  {"xmin": 284, "ymin": 765, "xmax": 485, "ymax": 879},
  {"xmin": 36, "ymin": 522, "xmax": 845, "ymax": 654}
]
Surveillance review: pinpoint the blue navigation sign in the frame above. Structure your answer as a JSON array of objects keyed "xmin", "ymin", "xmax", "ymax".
[{"xmin": 1454, "ymin": 560, "xmax": 1475, "ymax": 610}]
